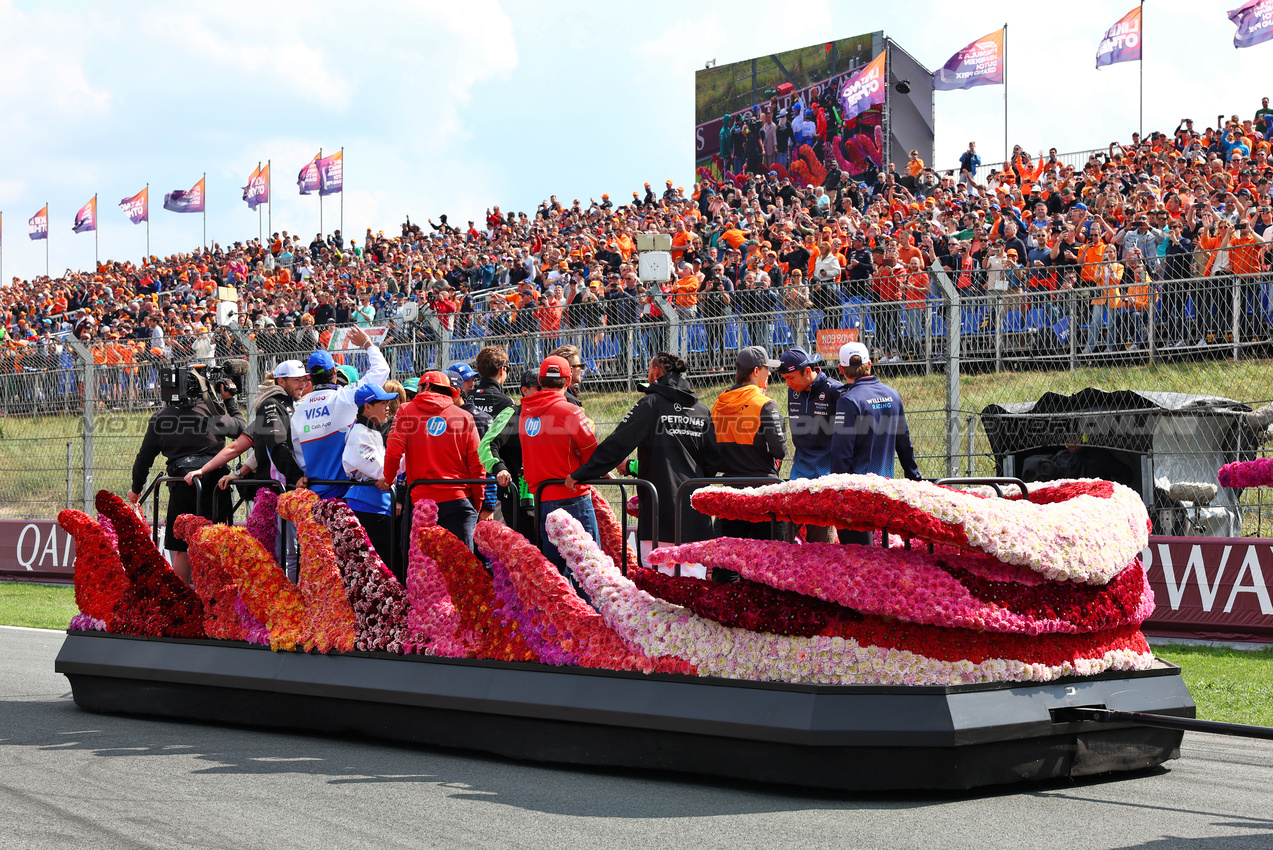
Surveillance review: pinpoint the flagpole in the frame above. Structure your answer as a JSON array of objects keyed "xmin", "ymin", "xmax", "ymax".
[
  {"xmin": 202, "ymin": 172, "xmax": 207, "ymax": 250},
  {"xmin": 257, "ymin": 161, "xmax": 263, "ymax": 244},
  {"xmin": 145, "ymin": 183, "xmax": 150, "ymax": 261},
  {"xmin": 340, "ymin": 146, "xmax": 344, "ymax": 237},
  {"xmin": 318, "ymin": 147, "xmax": 324, "ymax": 238},
  {"xmin": 45, "ymin": 202, "xmax": 49, "ymax": 278},
  {"xmin": 267, "ymin": 159, "xmax": 272, "ymax": 240},
  {"xmin": 94, "ymin": 194, "xmax": 99, "ymax": 268},
  {"xmin": 1139, "ymin": 0, "xmax": 1144, "ymax": 138},
  {"xmin": 1003, "ymin": 23, "xmax": 1009, "ymax": 164}
]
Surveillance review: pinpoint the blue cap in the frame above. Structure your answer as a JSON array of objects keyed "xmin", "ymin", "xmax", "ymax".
[
  {"xmin": 447, "ymin": 362, "xmax": 477, "ymax": 381},
  {"xmin": 307, "ymin": 349, "xmax": 336, "ymax": 373},
  {"xmin": 354, "ymin": 383, "xmax": 397, "ymax": 407},
  {"xmin": 777, "ymin": 346, "xmax": 818, "ymax": 375},
  {"xmin": 1073, "ymin": 202, "xmax": 1089, "ymax": 211}
]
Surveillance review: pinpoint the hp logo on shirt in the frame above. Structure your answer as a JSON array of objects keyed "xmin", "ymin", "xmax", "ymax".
[
  {"xmin": 426, "ymin": 416, "xmax": 447, "ymax": 437},
  {"xmin": 524, "ymin": 416, "xmax": 542, "ymax": 437}
]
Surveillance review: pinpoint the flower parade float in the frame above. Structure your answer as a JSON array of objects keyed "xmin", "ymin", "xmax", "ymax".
[{"xmin": 54, "ymin": 479, "xmax": 1195, "ymax": 792}]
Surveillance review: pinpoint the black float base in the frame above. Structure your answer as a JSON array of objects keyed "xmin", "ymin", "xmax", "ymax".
[{"xmin": 56, "ymin": 631, "xmax": 1193, "ymax": 792}]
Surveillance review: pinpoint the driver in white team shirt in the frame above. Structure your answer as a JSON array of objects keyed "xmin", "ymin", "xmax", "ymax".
[{"xmin": 291, "ymin": 325, "xmax": 390, "ymax": 499}]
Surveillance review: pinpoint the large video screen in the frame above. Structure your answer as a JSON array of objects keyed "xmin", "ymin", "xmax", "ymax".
[{"xmin": 694, "ymin": 32, "xmax": 934, "ymax": 185}]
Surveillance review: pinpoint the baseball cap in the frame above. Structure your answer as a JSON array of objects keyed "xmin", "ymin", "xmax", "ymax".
[
  {"xmin": 273, "ymin": 360, "xmax": 306, "ymax": 379},
  {"xmin": 336, "ymin": 364, "xmax": 359, "ymax": 384},
  {"xmin": 420, "ymin": 370, "xmax": 460, "ymax": 400},
  {"xmin": 520, "ymin": 370, "xmax": 541, "ymax": 390},
  {"xmin": 447, "ymin": 362, "xmax": 477, "ymax": 382},
  {"xmin": 402, "ymin": 377, "xmax": 420, "ymax": 396},
  {"xmin": 539, "ymin": 355, "xmax": 572, "ymax": 380},
  {"xmin": 354, "ymin": 383, "xmax": 397, "ymax": 407},
  {"xmin": 838, "ymin": 341, "xmax": 871, "ymax": 363},
  {"xmin": 736, "ymin": 345, "xmax": 781, "ymax": 371},
  {"xmin": 307, "ymin": 350, "xmax": 336, "ymax": 373},
  {"xmin": 777, "ymin": 346, "xmax": 818, "ymax": 375},
  {"xmin": 1073, "ymin": 202, "xmax": 1089, "ymax": 211}
]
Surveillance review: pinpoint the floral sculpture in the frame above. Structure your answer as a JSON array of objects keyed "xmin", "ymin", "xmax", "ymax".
[
  {"xmin": 58, "ymin": 509, "xmax": 129, "ymax": 626},
  {"xmin": 67, "ymin": 475, "xmax": 1157, "ymax": 689},
  {"xmin": 174, "ymin": 514, "xmax": 244, "ymax": 640},
  {"xmin": 311, "ymin": 500, "xmax": 410, "ymax": 653},
  {"xmin": 1218, "ymin": 457, "xmax": 1273, "ymax": 489},
  {"xmin": 95, "ymin": 491, "xmax": 204, "ymax": 639},
  {"xmin": 277, "ymin": 491, "xmax": 357, "ymax": 653},
  {"xmin": 404, "ymin": 500, "xmax": 468, "ymax": 657},
  {"xmin": 590, "ymin": 489, "xmax": 637, "ymax": 573}
]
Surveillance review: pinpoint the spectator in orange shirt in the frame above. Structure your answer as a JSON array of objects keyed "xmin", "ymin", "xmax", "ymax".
[
  {"xmin": 671, "ymin": 263, "xmax": 699, "ymax": 320},
  {"xmin": 1223, "ymin": 218, "xmax": 1268, "ymax": 340}
]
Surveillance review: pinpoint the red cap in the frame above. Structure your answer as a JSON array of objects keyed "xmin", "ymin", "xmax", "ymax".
[
  {"xmin": 419, "ymin": 370, "xmax": 459, "ymax": 400},
  {"xmin": 538, "ymin": 355, "xmax": 572, "ymax": 381}
]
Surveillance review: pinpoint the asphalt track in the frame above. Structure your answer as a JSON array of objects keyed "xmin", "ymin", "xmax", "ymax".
[{"xmin": 2, "ymin": 626, "xmax": 1271, "ymax": 850}]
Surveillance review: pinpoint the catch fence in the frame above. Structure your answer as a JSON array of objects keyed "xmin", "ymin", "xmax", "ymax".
[{"xmin": 6, "ymin": 259, "xmax": 1273, "ymax": 535}]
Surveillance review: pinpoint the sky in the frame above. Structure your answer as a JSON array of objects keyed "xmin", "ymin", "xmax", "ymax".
[{"xmin": 1, "ymin": 0, "xmax": 1271, "ymax": 282}]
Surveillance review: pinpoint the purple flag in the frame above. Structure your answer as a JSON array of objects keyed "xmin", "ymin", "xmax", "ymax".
[
  {"xmin": 837, "ymin": 53, "xmax": 887, "ymax": 123},
  {"xmin": 243, "ymin": 164, "xmax": 269, "ymax": 210},
  {"xmin": 72, "ymin": 197, "xmax": 97, "ymax": 234},
  {"xmin": 317, "ymin": 150, "xmax": 343, "ymax": 196},
  {"xmin": 28, "ymin": 206, "xmax": 48, "ymax": 241},
  {"xmin": 164, "ymin": 178, "xmax": 205, "ymax": 214},
  {"xmin": 119, "ymin": 188, "xmax": 148, "ymax": 224},
  {"xmin": 1097, "ymin": 7, "xmax": 1142, "ymax": 68},
  {"xmin": 298, "ymin": 154, "xmax": 320, "ymax": 195},
  {"xmin": 1229, "ymin": 0, "xmax": 1273, "ymax": 49},
  {"xmin": 933, "ymin": 29, "xmax": 1005, "ymax": 91}
]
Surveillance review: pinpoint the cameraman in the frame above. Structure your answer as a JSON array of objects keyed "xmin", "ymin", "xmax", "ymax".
[{"xmin": 128, "ymin": 364, "xmax": 244, "ymax": 583}]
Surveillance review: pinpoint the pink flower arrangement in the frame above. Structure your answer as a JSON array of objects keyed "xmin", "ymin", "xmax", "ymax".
[
  {"xmin": 691, "ymin": 476, "xmax": 1148, "ymax": 584},
  {"xmin": 647, "ymin": 539, "xmax": 1153, "ymax": 635},
  {"xmin": 414, "ymin": 522, "xmax": 534, "ymax": 661},
  {"xmin": 234, "ymin": 596, "xmax": 270, "ymax": 646},
  {"xmin": 276, "ymin": 491, "xmax": 357, "ymax": 653},
  {"xmin": 174, "ymin": 514, "xmax": 244, "ymax": 641},
  {"xmin": 404, "ymin": 499, "xmax": 468, "ymax": 657},
  {"xmin": 245, "ymin": 489, "xmax": 280, "ymax": 556},
  {"xmin": 198, "ymin": 523, "xmax": 308, "ymax": 651},
  {"xmin": 547, "ymin": 509, "xmax": 1153, "ymax": 685},
  {"xmin": 475, "ymin": 519, "xmax": 687, "ymax": 672},
  {"xmin": 95, "ymin": 491, "xmax": 205, "ymax": 639},
  {"xmin": 590, "ymin": 489, "xmax": 637, "ymax": 573},
  {"xmin": 311, "ymin": 500, "xmax": 410, "ymax": 654},
  {"xmin": 69, "ymin": 613, "xmax": 107, "ymax": 631},
  {"xmin": 489, "ymin": 554, "xmax": 579, "ymax": 667},
  {"xmin": 1218, "ymin": 458, "xmax": 1273, "ymax": 489},
  {"xmin": 57, "ymin": 509, "xmax": 129, "ymax": 625}
]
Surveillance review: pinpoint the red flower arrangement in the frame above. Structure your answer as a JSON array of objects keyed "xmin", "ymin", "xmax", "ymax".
[
  {"xmin": 197, "ymin": 523, "xmax": 308, "ymax": 651},
  {"xmin": 475, "ymin": 519, "xmax": 686, "ymax": 672},
  {"xmin": 173, "ymin": 514, "xmax": 244, "ymax": 640},
  {"xmin": 798, "ymin": 144, "xmax": 827, "ymax": 186},
  {"xmin": 311, "ymin": 500, "xmax": 411, "ymax": 654},
  {"xmin": 277, "ymin": 491, "xmax": 357, "ymax": 654},
  {"xmin": 404, "ymin": 499, "xmax": 468, "ymax": 657},
  {"xmin": 95, "ymin": 491, "xmax": 204, "ymax": 639},
  {"xmin": 590, "ymin": 489, "xmax": 637, "ymax": 573},
  {"xmin": 415, "ymin": 522, "xmax": 534, "ymax": 662},
  {"xmin": 58, "ymin": 509, "xmax": 130, "ymax": 625}
]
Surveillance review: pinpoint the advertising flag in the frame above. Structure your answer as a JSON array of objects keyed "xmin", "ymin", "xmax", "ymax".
[
  {"xmin": 243, "ymin": 163, "xmax": 269, "ymax": 210},
  {"xmin": 1229, "ymin": 0, "xmax": 1273, "ymax": 49},
  {"xmin": 28, "ymin": 206, "xmax": 48, "ymax": 241},
  {"xmin": 297, "ymin": 153, "xmax": 320, "ymax": 195},
  {"xmin": 317, "ymin": 150, "xmax": 343, "ymax": 196},
  {"xmin": 119, "ymin": 187, "xmax": 148, "ymax": 224},
  {"xmin": 72, "ymin": 196, "xmax": 97, "ymax": 234},
  {"xmin": 837, "ymin": 53, "xmax": 887, "ymax": 123},
  {"xmin": 1097, "ymin": 6, "xmax": 1143, "ymax": 68},
  {"xmin": 933, "ymin": 28, "xmax": 1005, "ymax": 91},
  {"xmin": 163, "ymin": 177, "xmax": 206, "ymax": 214}
]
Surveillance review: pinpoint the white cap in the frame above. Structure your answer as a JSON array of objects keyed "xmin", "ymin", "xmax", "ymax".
[
  {"xmin": 838, "ymin": 341, "xmax": 871, "ymax": 363},
  {"xmin": 273, "ymin": 359, "xmax": 306, "ymax": 379}
]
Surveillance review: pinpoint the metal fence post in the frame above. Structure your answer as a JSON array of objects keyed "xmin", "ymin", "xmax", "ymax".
[
  {"xmin": 626, "ymin": 324, "xmax": 635, "ymax": 393},
  {"xmin": 66, "ymin": 337, "xmax": 95, "ymax": 513},
  {"xmin": 1148, "ymin": 283, "xmax": 1157, "ymax": 364},
  {"xmin": 229, "ymin": 324, "xmax": 260, "ymax": 423},
  {"xmin": 1068, "ymin": 291, "xmax": 1078, "ymax": 371},
  {"xmin": 1232, "ymin": 275, "xmax": 1241, "ymax": 362},
  {"xmin": 66, "ymin": 442, "xmax": 73, "ymax": 511},
  {"xmin": 930, "ymin": 261, "xmax": 961, "ymax": 478}
]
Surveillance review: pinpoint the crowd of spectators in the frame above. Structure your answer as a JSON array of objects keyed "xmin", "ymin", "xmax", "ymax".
[{"xmin": 5, "ymin": 100, "xmax": 1273, "ymax": 383}]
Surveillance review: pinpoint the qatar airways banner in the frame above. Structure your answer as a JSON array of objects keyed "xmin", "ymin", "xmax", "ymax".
[
  {"xmin": 933, "ymin": 28, "xmax": 1004, "ymax": 91},
  {"xmin": 1096, "ymin": 6, "xmax": 1142, "ymax": 68},
  {"xmin": 1142, "ymin": 536, "xmax": 1273, "ymax": 642},
  {"xmin": 0, "ymin": 520, "xmax": 76, "ymax": 581},
  {"xmin": 838, "ymin": 52, "xmax": 886, "ymax": 123},
  {"xmin": 1229, "ymin": 0, "xmax": 1273, "ymax": 49}
]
